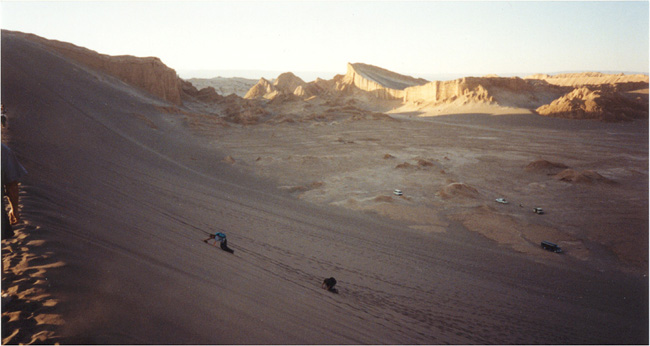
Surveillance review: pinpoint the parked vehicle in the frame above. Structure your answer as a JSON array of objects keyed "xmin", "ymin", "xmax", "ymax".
[
  {"xmin": 533, "ymin": 207, "xmax": 544, "ymax": 214},
  {"xmin": 541, "ymin": 241, "xmax": 562, "ymax": 253},
  {"xmin": 495, "ymin": 198, "xmax": 508, "ymax": 204},
  {"xmin": 393, "ymin": 189, "xmax": 403, "ymax": 196}
]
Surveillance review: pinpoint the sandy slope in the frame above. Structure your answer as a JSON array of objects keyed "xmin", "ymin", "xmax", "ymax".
[{"xmin": 1, "ymin": 32, "xmax": 648, "ymax": 344}]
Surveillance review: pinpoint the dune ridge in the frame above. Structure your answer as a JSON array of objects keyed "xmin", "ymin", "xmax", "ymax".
[{"xmin": 14, "ymin": 31, "xmax": 184, "ymax": 105}]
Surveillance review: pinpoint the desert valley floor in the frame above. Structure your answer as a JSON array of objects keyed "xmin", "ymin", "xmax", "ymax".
[{"xmin": 1, "ymin": 31, "xmax": 648, "ymax": 344}]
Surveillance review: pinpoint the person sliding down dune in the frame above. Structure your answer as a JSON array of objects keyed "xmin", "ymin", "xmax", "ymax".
[
  {"xmin": 322, "ymin": 277, "xmax": 338, "ymax": 293},
  {"xmin": 204, "ymin": 232, "xmax": 234, "ymax": 254}
]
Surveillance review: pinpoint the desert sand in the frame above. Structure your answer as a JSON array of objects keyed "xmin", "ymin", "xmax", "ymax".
[{"xmin": 1, "ymin": 30, "xmax": 648, "ymax": 344}]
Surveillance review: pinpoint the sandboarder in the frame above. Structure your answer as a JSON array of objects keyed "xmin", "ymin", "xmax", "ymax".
[
  {"xmin": 204, "ymin": 232, "xmax": 234, "ymax": 254},
  {"xmin": 322, "ymin": 277, "xmax": 338, "ymax": 293}
]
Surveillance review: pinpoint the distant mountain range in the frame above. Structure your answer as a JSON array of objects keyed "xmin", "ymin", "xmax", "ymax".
[
  {"xmin": 177, "ymin": 69, "xmax": 338, "ymax": 82},
  {"xmin": 178, "ymin": 69, "xmax": 648, "ymax": 84}
]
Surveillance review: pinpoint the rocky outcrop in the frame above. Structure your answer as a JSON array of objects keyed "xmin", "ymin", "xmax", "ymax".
[
  {"xmin": 181, "ymin": 77, "xmax": 267, "ymax": 124},
  {"xmin": 294, "ymin": 78, "xmax": 336, "ymax": 98},
  {"xmin": 244, "ymin": 73, "xmax": 308, "ymax": 100},
  {"xmin": 273, "ymin": 72, "xmax": 305, "ymax": 94},
  {"xmin": 403, "ymin": 78, "xmax": 492, "ymax": 105},
  {"xmin": 244, "ymin": 72, "xmax": 333, "ymax": 100},
  {"xmin": 293, "ymin": 83, "xmax": 323, "ymax": 98},
  {"xmin": 402, "ymin": 76, "xmax": 566, "ymax": 109},
  {"xmin": 244, "ymin": 78, "xmax": 276, "ymax": 99},
  {"xmin": 334, "ymin": 63, "xmax": 567, "ymax": 109},
  {"xmin": 13, "ymin": 31, "xmax": 185, "ymax": 105},
  {"xmin": 186, "ymin": 77, "xmax": 258, "ymax": 98},
  {"xmin": 220, "ymin": 94, "xmax": 268, "ymax": 125},
  {"xmin": 535, "ymin": 86, "xmax": 648, "ymax": 121},
  {"xmin": 339, "ymin": 63, "xmax": 429, "ymax": 100}
]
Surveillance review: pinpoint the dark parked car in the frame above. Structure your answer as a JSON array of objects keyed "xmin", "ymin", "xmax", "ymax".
[{"xmin": 541, "ymin": 241, "xmax": 562, "ymax": 253}]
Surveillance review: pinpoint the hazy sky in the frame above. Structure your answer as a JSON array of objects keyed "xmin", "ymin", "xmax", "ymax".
[{"xmin": 2, "ymin": 1, "xmax": 648, "ymax": 80}]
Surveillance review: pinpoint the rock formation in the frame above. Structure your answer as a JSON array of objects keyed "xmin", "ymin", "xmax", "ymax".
[
  {"xmin": 338, "ymin": 63, "xmax": 428, "ymax": 100},
  {"xmin": 244, "ymin": 72, "xmax": 308, "ymax": 100},
  {"xmin": 187, "ymin": 77, "xmax": 258, "ymax": 98},
  {"xmin": 535, "ymin": 86, "xmax": 648, "ymax": 121},
  {"xmin": 402, "ymin": 76, "xmax": 557, "ymax": 109},
  {"xmin": 244, "ymin": 78, "xmax": 277, "ymax": 99},
  {"xmin": 272, "ymin": 72, "xmax": 306, "ymax": 94},
  {"xmin": 331, "ymin": 63, "xmax": 570, "ymax": 110}
]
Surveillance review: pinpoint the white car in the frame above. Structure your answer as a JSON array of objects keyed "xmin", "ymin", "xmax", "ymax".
[
  {"xmin": 495, "ymin": 198, "xmax": 508, "ymax": 204},
  {"xmin": 393, "ymin": 189, "xmax": 403, "ymax": 196}
]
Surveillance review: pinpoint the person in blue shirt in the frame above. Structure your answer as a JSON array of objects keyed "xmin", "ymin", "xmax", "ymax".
[{"xmin": 203, "ymin": 232, "xmax": 234, "ymax": 253}]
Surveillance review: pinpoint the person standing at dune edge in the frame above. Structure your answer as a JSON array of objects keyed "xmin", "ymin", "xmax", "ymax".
[
  {"xmin": 203, "ymin": 231, "xmax": 234, "ymax": 254},
  {"xmin": 2, "ymin": 143, "xmax": 27, "ymax": 239},
  {"xmin": 1, "ymin": 104, "xmax": 7, "ymax": 128}
]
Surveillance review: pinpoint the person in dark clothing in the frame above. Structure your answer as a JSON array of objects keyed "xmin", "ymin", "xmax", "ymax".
[
  {"xmin": 322, "ymin": 277, "xmax": 338, "ymax": 293},
  {"xmin": 203, "ymin": 232, "xmax": 234, "ymax": 253},
  {"xmin": 1, "ymin": 104, "xmax": 6, "ymax": 128}
]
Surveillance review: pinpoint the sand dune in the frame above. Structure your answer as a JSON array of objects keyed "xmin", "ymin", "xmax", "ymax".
[{"xmin": 1, "ymin": 30, "xmax": 648, "ymax": 344}]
